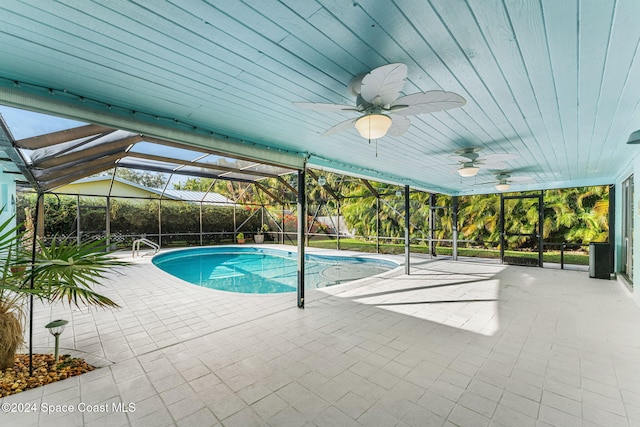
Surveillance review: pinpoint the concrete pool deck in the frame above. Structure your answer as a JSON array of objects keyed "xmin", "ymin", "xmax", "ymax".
[{"xmin": 2, "ymin": 245, "xmax": 639, "ymax": 426}]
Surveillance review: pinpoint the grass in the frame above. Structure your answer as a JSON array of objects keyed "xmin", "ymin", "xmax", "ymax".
[
  {"xmin": 148, "ymin": 235, "xmax": 589, "ymax": 266},
  {"xmin": 306, "ymin": 238, "xmax": 589, "ymax": 265}
]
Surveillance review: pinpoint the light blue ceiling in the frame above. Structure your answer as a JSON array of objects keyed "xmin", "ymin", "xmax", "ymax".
[{"xmin": 0, "ymin": 0, "xmax": 639, "ymax": 195}]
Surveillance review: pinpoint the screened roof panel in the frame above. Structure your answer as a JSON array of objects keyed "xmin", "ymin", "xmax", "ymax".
[
  {"xmin": 198, "ymin": 154, "xmax": 229, "ymax": 166},
  {"xmin": 28, "ymin": 130, "xmax": 136, "ymax": 163},
  {"xmin": 221, "ymin": 172, "xmax": 276, "ymax": 181},
  {"xmin": 198, "ymin": 154, "xmax": 254, "ymax": 169},
  {"xmin": 119, "ymin": 156, "xmax": 181, "ymax": 170},
  {"xmin": 171, "ymin": 164, "xmax": 228, "ymax": 177},
  {"xmin": 128, "ymin": 141, "xmax": 204, "ymax": 162},
  {"xmin": 242, "ymin": 163, "xmax": 294, "ymax": 176},
  {"xmin": 29, "ymin": 135, "xmax": 96, "ymax": 163},
  {"xmin": 8, "ymin": 124, "xmax": 296, "ymax": 191}
]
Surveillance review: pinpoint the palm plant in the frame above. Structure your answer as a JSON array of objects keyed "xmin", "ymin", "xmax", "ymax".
[
  {"xmin": 459, "ymin": 194, "xmax": 501, "ymax": 244},
  {"xmin": 25, "ymin": 239, "xmax": 124, "ymax": 307},
  {"xmin": 1, "ymin": 213, "xmax": 125, "ymax": 370},
  {"xmin": 0, "ymin": 215, "xmax": 24, "ymax": 370}
]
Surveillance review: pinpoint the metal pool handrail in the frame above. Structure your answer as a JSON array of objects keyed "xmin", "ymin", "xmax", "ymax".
[{"xmin": 132, "ymin": 238, "xmax": 160, "ymax": 258}]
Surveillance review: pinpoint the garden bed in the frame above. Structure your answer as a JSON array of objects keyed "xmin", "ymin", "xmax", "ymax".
[{"xmin": 0, "ymin": 354, "xmax": 94, "ymax": 397}]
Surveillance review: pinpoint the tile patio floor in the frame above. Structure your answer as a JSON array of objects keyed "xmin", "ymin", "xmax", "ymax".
[{"xmin": 2, "ymin": 246, "xmax": 640, "ymax": 426}]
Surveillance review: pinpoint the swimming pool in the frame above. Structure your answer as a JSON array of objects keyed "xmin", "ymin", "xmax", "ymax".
[{"xmin": 152, "ymin": 246, "xmax": 397, "ymax": 294}]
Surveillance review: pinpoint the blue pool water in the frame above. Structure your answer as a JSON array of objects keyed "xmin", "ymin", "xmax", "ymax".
[{"xmin": 152, "ymin": 247, "xmax": 397, "ymax": 294}]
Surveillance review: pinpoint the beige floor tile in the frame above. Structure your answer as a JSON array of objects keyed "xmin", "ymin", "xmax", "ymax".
[{"xmin": 6, "ymin": 251, "xmax": 640, "ymax": 426}]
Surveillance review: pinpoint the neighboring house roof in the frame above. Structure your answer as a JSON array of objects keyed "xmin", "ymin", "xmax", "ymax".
[
  {"xmin": 161, "ymin": 189, "xmax": 232, "ymax": 204},
  {"xmin": 54, "ymin": 176, "xmax": 236, "ymax": 205}
]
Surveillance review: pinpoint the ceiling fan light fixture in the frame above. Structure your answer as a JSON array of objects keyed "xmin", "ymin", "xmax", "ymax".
[
  {"xmin": 457, "ymin": 166, "xmax": 479, "ymax": 177},
  {"xmin": 355, "ymin": 114, "xmax": 392, "ymax": 139},
  {"xmin": 495, "ymin": 183, "xmax": 511, "ymax": 191}
]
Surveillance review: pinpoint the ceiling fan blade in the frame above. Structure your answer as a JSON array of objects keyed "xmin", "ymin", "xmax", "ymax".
[
  {"xmin": 477, "ymin": 153, "xmax": 518, "ymax": 162},
  {"xmin": 322, "ymin": 118, "xmax": 357, "ymax": 136},
  {"xmin": 508, "ymin": 176, "xmax": 534, "ymax": 182},
  {"xmin": 387, "ymin": 115, "xmax": 411, "ymax": 137},
  {"xmin": 293, "ymin": 102, "xmax": 358, "ymax": 112},
  {"xmin": 449, "ymin": 151, "xmax": 480, "ymax": 162},
  {"xmin": 449, "ymin": 155, "xmax": 475, "ymax": 163},
  {"xmin": 360, "ymin": 63, "xmax": 407, "ymax": 106},
  {"xmin": 391, "ymin": 91, "xmax": 466, "ymax": 116},
  {"xmin": 480, "ymin": 161, "xmax": 509, "ymax": 169}
]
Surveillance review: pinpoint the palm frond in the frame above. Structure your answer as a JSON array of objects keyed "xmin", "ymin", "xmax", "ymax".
[
  {"xmin": 23, "ymin": 237, "xmax": 125, "ymax": 308},
  {"xmin": 0, "ymin": 214, "xmax": 20, "ymax": 252},
  {"xmin": 45, "ymin": 281, "xmax": 119, "ymax": 307}
]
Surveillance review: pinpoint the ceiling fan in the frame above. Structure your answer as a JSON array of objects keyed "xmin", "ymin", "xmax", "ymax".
[
  {"xmin": 294, "ymin": 63, "xmax": 466, "ymax": 139},
  {"xmin": 451, "ymin": 147, "xmax": 518, "ymax": 177},
  {"xmin": 492, "ymin": 172, "xmax": 534, "ymax": 191}
]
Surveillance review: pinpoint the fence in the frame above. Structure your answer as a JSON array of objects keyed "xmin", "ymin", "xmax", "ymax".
[{"xmin": 17, "ymin": 187, "xmax": 597, "ymax": 267}]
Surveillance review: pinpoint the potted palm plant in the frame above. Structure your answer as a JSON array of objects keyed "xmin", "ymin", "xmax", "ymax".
[
  {"xmin": 236, "ymin": 232, "xmax": 245, "ymax": 244},
  {"xmin": 0, "ymin": 212, "xmax": 125, "ymax": 370}
]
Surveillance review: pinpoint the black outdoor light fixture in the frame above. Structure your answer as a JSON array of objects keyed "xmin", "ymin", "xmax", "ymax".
[
  {"xmin": 45, "ymin": 319, "xmax": 68, "ymax": 363},
  {"xmin": 627, "ymin": 130, "xmax": 640, "ymax": 144}
]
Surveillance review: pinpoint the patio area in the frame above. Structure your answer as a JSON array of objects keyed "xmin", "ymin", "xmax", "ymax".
[{"xmin": 2, "ymin": 247, "xmax": 639, "ymax": 427}]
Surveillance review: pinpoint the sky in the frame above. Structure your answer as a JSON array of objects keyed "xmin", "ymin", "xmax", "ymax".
[
  {"xmin": 0, "ymin": 105, "xmax": 86, "ymax": 140},
  {"xmin": 0, "ymin": 105, "xmax": 186, "ymax": 187}
]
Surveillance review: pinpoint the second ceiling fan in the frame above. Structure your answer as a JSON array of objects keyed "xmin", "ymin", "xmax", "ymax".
[
  {"xmin": 451, "ymin": 147, "xmax": 518, "ymax": 177},
  {"xmin": 294, "ymin": 63, "xmax": 466, "ymax": 139}
]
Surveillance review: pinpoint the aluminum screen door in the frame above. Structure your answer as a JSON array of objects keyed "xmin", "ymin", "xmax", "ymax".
[{"xmin": 500, "ymin": 192, "xmax": 544, "ymax": 267}]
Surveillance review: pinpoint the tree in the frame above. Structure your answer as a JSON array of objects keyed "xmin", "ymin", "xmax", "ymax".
[
  {"xmin": 430, "ymin": 187, "xmax": 609, "ymax": 248},
  {"xmin": 93, "ymin": 169, "xmax": 167, "ymax": 188},
  {"xmin": 341, "ymin": 183, "xmax": 429, "ymax": 241},
  {"xmin": 339, "ymin": 184, "xmax": 609, "ymax": 250},
  {"xmin": 0, "ymin": 213, "xmax": 126, "ymax": 369},
  {"xmin": 173, "ymin": 177, "xmax": 213, "ymax": 192}
]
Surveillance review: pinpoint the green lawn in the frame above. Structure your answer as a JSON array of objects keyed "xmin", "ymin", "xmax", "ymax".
[{"xmin": 306, "ymin": 238, "xmax": 589, "ymax": 265}]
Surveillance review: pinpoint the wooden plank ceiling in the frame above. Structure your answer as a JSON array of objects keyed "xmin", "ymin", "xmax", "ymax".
[{"xmin": 0, "ymin": 0, "xmax": 639, "ymax": 195}]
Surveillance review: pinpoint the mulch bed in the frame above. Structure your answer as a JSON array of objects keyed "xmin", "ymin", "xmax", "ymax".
[{"xmin": 0, "ymin": 354, "xmax": 95, "ymax": 397}]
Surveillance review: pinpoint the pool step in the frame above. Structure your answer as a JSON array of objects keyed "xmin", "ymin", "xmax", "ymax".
[{"xmin": 209, "ymin": 266, "xmax": 244, "ymax": 280}]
